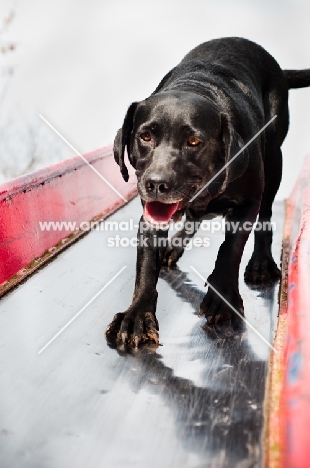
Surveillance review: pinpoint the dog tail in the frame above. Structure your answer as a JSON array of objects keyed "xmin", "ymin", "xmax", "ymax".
[{"xmin": 284, "ymin": 69, "xmax": 310, "ymax": 89}]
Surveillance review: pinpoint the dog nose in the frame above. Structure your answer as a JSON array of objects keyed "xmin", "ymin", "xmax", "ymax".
[{"xmin": 145, "ymin": 173, "xmax": 172, "ymax": 193}]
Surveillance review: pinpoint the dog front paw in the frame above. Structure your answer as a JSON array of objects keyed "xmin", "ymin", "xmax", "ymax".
[
  {"xmin": 162, "ymin": 244, "xmax": 184, "ymax": 267},
  {"xmin": 105, "ymin": 309, "xmax": 159, "ymax": 348},
  {"xmin": 199, "ymin": 283, "xmax": 244, "ymax": 326},
  {"xmin": 244, "ymin": 254, "xmax": 281, "ymax": 285}
]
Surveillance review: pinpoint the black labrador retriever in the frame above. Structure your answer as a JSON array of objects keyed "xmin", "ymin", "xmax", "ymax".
[{"xmin": 106, "ymin": 37, "xmax": 310, "ymax": 347}]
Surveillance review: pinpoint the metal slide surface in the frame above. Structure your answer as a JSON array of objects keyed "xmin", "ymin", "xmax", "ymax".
[{"xmin": 0, "ymin": 198, "xmax": 284, "ymax": 468}]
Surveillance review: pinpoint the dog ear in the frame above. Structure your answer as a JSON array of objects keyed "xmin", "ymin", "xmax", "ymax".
[
  {"xmin": 221, "ymin": 113, "xmax": 249, "ymax": 184},
  {"xmin": 114, "ymin": 102, "xmax": 139, "ymax": 182}
]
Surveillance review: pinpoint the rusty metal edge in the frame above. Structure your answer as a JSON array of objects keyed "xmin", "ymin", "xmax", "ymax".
[
  {"xmin": 0, "ymin": 147, "xmax": 112, "ymax": 202},
  {"xmin": 263, "ymin": 199, "xmax": 291, "ymax": 468},
  {"xmin": 0, "ymin": 191, "xmax": 137, "ymax": 299}
]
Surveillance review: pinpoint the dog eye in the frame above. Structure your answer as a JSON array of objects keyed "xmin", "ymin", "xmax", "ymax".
[
  {"xmin": 140, "ymin": 131, "xmax": 152, "ymax": 142},
  {"xmin": 187, "ymin": 136, "xmax": 201, "ymax": 147}
]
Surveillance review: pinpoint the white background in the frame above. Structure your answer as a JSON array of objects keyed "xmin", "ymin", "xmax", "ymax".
[{"xmin": 1, "ymin": 0, "xmax": 310, "ymax": 199}]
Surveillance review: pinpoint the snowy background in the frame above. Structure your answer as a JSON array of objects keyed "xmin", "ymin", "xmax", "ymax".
[{"xmin": 1, "ymin": 0, "xmax": 310, "ymax": 199}]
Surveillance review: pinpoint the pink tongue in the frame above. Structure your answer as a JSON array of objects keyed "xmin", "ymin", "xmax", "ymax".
[{"xmin": 144, "ymin": 201, "xmax": 179, "ymax": 223}]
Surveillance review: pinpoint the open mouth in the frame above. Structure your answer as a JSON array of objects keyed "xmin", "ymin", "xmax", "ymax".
[{"xmin": 144, "ymin": 201, "xmax": 179, "ymax": 224}]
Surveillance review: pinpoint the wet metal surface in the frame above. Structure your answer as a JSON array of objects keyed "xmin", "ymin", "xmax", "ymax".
[{"xmin": 0, "ymin": 198, "xmax": 284, "ymax": 467}]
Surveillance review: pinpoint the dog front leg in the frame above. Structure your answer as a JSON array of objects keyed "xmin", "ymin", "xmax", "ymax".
[
  {"xmin": 106, "ymin": 216, "xmax": 168, "ymax": 347},
  {"xmin": 200, "ymin": 199, "xmax": 261, "ymax": 326}
]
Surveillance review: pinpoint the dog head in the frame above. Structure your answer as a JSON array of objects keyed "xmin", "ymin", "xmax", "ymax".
[{"xmin": 114, "ymin": 91, "xmax": 247, "ymax": 225}]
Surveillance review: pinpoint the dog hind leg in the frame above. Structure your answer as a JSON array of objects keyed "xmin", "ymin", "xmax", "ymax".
[{"xmin": 244, "ymin": 145, "xmax": 282, "ymax": 284}]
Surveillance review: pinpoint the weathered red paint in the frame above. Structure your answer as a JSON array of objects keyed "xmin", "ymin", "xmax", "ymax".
[
  {"xmin": 280, "ymin": 154, "xmax": 310, "ymax": 468},
  {"xmin": 0, "ymin": 146, "xmax": 137, "ymax": 288}
]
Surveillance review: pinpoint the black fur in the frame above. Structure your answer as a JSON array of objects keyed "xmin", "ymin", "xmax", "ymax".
[{"xmin": 106, "ymin": 37, "xmax": 310, "ymax": 348}]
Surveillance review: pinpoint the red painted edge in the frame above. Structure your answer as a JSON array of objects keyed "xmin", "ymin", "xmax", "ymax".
[
  {"xmin": 280, "ymin": 154, "xmax": 310, "ymax": 468},
  {"xmin": 0, "ymin": 145, "xmax": 137, "ymax": 287}
]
